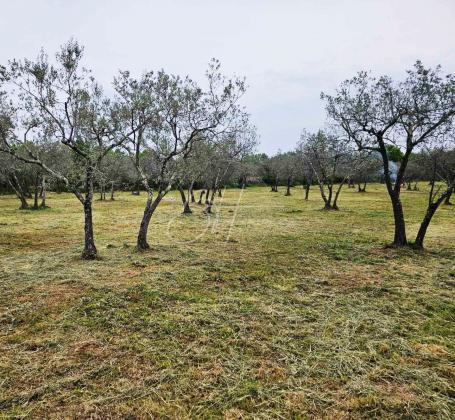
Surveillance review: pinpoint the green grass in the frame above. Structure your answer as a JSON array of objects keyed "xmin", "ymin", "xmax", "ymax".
[{"xmin": 0, "ymin": 184, "xmax": 454, "ymax": 418}]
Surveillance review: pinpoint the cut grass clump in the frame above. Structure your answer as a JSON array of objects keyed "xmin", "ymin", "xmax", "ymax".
[{"xmin": 0, "ymin": 184, "xmax": 454, "ymax": 418}]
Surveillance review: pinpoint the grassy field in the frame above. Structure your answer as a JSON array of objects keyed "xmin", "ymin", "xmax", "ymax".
[{"xmin": 0, "ymin": 184, "xmax": 454, "ymax": 419}]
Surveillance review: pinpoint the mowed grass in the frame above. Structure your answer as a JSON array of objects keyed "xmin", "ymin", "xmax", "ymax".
[{"xmin": 0, "ymin": 184, "xmax": 454, "ymax": 419}]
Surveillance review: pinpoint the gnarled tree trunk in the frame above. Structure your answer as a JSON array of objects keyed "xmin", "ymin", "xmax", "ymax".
[
  {"xmin": 99, "ymin": 179, "xmax": 106, "ymax": 201},
  {"xmin": 321, "ymin": 183, "xmax": 333, "ymax": 210},
  {"xmin": 198, "ymin": 190, "xmax": 206, "ymax": 204},
  {"xmin": 390, "ymin": 192, "xmax": 407, "ymax": 246},
  {"xmin": 414, "ymin": 189, "xmax": 451, "ymax": 248},
  {"xmin": 81, "ymin": 166, "xmax": 97, "ymax": 259},
  {"xmin": 40, "ymin": 175, "xmax": 47, "ymax": 208},
  {"xmin": 273, "ymin": 176, "xmax": 278, "ymax": 192},
  {"xmin": 357, "ymin": 182, "xmax": 367, "ymax": 193},
  {"xmin": 304, "ymin": 184, "xmax": 310, "ymax": 200},
  {"xmin": 137, "ymin": 191, "xmax": 164, "ymax": 250},
  {"xmin": 285, "ymin": 177, "xmax": 291, "ymax": 196},
  {"xmin": 189, "ymin": 181, "xmax": 196, "ymax": 203},
  {"xmin": 444, "ymin": 188, "xmax": 452, "ymax": 205},
  {"xmin": 110, "ymin": 181, "xmax": 115, "ymax": 201},
  {"xmin": 178, "ymin": 185, "xmax": 192, "ymax": 214},
  {"xmin": 33, "ymin": 174, "xmax": 40, "ymax": 210},
  {"xmin": 331, "ymin": 182, "xmax": 345, "ymax": 210},
  {"xmin": 204, "ymin": 188, "xmax": 217, "ymax": 214},
  {"xmin": 380, "ymin": 144, "xmax": 409, "ymax": 247},
  {"xmin": 8, "ymin": 174, "xmax": 29, "ymax": 210},
  {"xmin": 82, "ymin": 198, "xmax": 97, "ymax": 259},
  {"xmin": 132, "ymin": 179, "xmax": 141, "ymax": 195}
]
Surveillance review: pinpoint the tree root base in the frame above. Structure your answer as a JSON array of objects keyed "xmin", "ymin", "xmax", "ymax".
[{"xmin": 81, "ymin": 252, "xmax": 99, "ymax": 260}]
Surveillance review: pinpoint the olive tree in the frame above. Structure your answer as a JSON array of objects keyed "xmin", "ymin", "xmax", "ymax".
[
  {"xmin": 294, "ymin": 148, "xmax": 314, "ymax": 200},
  {"xmin": 115, "ymin": 60, "xmax": 248, "ymax": 250},
  {"xmin": 322, "ymin": 61, "xmax": 455, "ymax": 246},
  {"xmin": 0, "ymin": 41, "xmax": 143, "ymax": 258},
  {"xmin": 298, "ymin": 129, "xmax": 359, "ymax": 210},
  {"xmin": 350, "ymin": 152, "xmax": 382, "ymax": 192},
  {"xmin": 275, "ymin": 152, "xmax": 299, "ymax": 196},
  {"xmin": 260, "ymin": 154, "xmax": 281, "ymax": 192},
  {"xmin": 209, "ymin": 126, "xmax": 257, "ymax": 213},
  {"xmin": 403, "ymin": 154, "xmax": 424, "ymax": 191},
  {"xmin": 0, "ymin": 153, "xmax": 32, "ymax": 209}
]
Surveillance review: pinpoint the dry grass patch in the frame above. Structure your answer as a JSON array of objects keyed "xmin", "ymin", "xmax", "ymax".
[{"xmin": 0, "ymin": 185, "xmax": 454, "ymax": 418}]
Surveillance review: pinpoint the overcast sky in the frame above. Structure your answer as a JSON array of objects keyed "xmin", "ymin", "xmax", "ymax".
[{"xmin": 1, "ymin": 0, "xmax": 454, "ymax": 154}]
